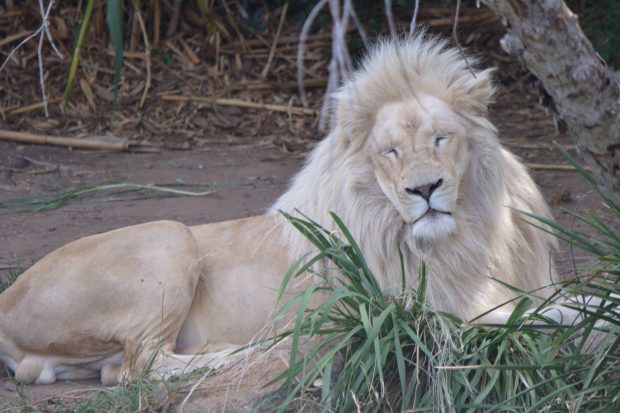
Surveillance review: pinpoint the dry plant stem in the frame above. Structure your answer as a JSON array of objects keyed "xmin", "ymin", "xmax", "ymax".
[
  {"xmin": 159, "ymin": 94, "xmax": 317, "ymax": 116},
  {"xmin": 331, "ymin": 0, "xmax": 353, "ymax": 76},
  {"xmin": 481, "ymin": 0, "xmax": 620, "ymax": 204},
  {"xmin": 152, "ymin": 0, "xmax": 161, "ymax": 47},
  {"xmin": 8, "ymin": 97, "xmax": 63, "ymax": 115},
  {"xmin": 452, "ymin": 0, "xmax": 474, "ymax": 76},
  {"xmin": 237, "ymin": 32, "xmax": 333, "ymax": 48},
  {"xmin": 260, "ymin": 2, "xmax": 289, "ymax": 79},
  {"xmin": 0, "ymin": 31, "xmax": 34, "ymax": 48},
  {"xmin": 227, "ymin": 77, "xmax": 327, "ymax": 92},
  {"xmin": 384, "ymin": 0, "xmax": 397, "ymax": 38},
  {"xmin": 165, "ymin": 0, "xmax": 181, "ymax": 38},
  {"xmin": 350, "ymin": 2, "xmax": 369, "ymax": 49},
  {"xmin": 525, "ymin": 163, "xmax": 590, "ymax": 172},
  {"xmin": 129, "ymin": 3, "xmax": 140, "ymax": 52},
  {"xmin": 319, "ymin": 0, "xmax": 352, "ymax": 131},
  {"xmin": 215, "ymin": 31, "xmax": 221, "ymax": 72},
  {"xmin": 132, "ymin": 2, "xmax": 152, "ymax": 108},
  {"xmin": 297, "ymin": 0, "xmax": 329, "ymax": 107},
  {"xmin": 93, "ymin": 0, "xmax": 104, "ymax": 36},
  {"xmin": 0, "ymin": 131, "xmax": 157, "ymax": 153},
  {"xmin": 37, "ymin": 0, "xmax": 64, "ymax": 117},
  {"xmin": 220, "ymin": 0, "xmax": 246, "ymax": 50},
  {"xmin": 0, "ymin": 130, "xmax": 131, "ymax": 151},
  {"xmin": 180, "ymin": 39, "xmax": 201, "ymax": 65},
  {"xmin": 79, "ymin": 79, "xmax": 96, "ymax": 109},
  {"xmin": 0, "ymin": 0, "xmax": 63, "ymax": 118},
  {"xmin": 409, "ymin": 0, "xmax": 421, "ymax": 34},
  {"xmin": 426, "ymin": 13, "xmax": 497, "ymax": 28}
]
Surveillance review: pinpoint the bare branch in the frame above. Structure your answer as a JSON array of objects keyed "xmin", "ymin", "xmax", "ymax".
[
  {"xmin": 132, "ymin": 1, "xmax": 151, "ymax": 108},
  {"xmin": 452, "ymin": 0, "xmax": 475, "ymax": 77},
  {"xmin": 1, "ymin": 0, "xmax": 64, "ymax": 118},
  {"xmin": 261, "ymin": 2, "xmax": 289, "ymax": 79},
  {"xmin": 350, "ymin": 2, "xmax": 370, "ymax": 50},
  {"xmin": 409, "ymin": 0, "xmax": 420, "ymax": 35},
  {"xmin": 384, "ymin": 0, "xmax": 397, "ymax": 39},
  {"xmin": 297, "ymin": 0, "xmax": 329, "ymax": 107}
]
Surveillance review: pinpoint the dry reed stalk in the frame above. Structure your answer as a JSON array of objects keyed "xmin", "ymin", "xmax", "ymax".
[
  {"xmin": 261, "ymin": 2, "xmax": 289, "ymax": 79},
  {"xmin": 159, "ymin": 94, "xmax": 317, "ymax": 116},
  {"xmin": 525, "ymin": 163, "xmax": 589, "ymax": 172},
  {"xmin": 9, "ymin": 97, "xmax": 63, "ymax": 115},
  {"xmin": 132, "ymin": 2, "xmax": 151, "ymax": 108},
  {"xmin": 0, "ymin": 129, "xmax": 157, "ymax": 152}
]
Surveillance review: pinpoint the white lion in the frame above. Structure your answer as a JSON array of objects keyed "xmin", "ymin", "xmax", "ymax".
[{"xmin": 0, "ymin": 35, "xmax": 557, "ymax": 385}]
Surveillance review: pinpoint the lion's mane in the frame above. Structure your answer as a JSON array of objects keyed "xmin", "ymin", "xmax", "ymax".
[{"xmin": 271, "ymin": 35, "xmax": 557, "ymax": 320}]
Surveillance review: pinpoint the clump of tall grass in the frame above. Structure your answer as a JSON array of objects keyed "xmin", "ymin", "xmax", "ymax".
[
  {"xmin": 70, "ymin": 376, "xmax": 169, "ymax": 413},
  {"xmin": 271, "ymin": 158, "xmax": 620, "ymax": 412}
]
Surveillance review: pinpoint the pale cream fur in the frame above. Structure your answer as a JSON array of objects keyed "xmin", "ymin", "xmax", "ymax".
[{"xmin": 0, "ymin": 35, "xmax": 557, "ymax": 385}]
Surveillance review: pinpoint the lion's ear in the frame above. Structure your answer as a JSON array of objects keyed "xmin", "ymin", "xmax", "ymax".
[{"xmin": 453, "ymin": 68, "xmax": 495, "ymax": 116}]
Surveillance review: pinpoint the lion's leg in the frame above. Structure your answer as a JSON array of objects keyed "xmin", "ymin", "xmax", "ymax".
[
  {"xmin": 150, "ymin": 345, "xmax": 249, "ymax": 381},
  {"xmin": 14, "ymin": 357, "xmax": 54, "ymax": 384},
  {"xmin": 101, "ymin": 363, "xmax": 122, "ymax": 385},
  {"xmin": 114, "ymin": 340, "xmax": 247, "ymax": 383}
]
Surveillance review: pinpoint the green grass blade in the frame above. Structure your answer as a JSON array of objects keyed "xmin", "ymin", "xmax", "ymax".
[
  {"xmin": 416, "ymin": 261, "xmax": 427, "ymax": 303},
  {"xmin": 329, "ymin": 212, "xmax": 382, "ymax": 295},
  {"xmin": 286, "ymin": 284, "xmax": 319, "ymax": 389},
  {"xmin": 63, "ymin": 0, "xmax": 95, "ymax": 113},
  {"xmin": 392, "ymin": 313, "xmax": 409, "ymax": 406},
  {"xmin": 108, "ymin": 0, "xmax": 124, "ymax": 106}
]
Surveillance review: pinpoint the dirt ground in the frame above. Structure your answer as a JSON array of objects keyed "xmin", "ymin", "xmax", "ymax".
[
  {"xmin": 0, "ymin": 143, "xmax": 302, "ymax": 268},
  {"xmin": 0, "ymin": 3, "xmax": 614, "ymax": 410}
]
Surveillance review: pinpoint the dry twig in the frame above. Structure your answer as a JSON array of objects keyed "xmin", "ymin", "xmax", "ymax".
[
  {"xmin": 384, "ymin": 0, "xmax": 397, "ymax": 38},
  {"xmin": 0, "ymin": 0, "xmax": 63, "ymax": 117},
  {"xmin": 297, "ymin": 0, "xmax": 329, "ymax": 108},
  {"xmin": 318, "ymin": 0, "xmax": 353, "ymax": 131},
  {"xmin": 452, "ymin": 0, "xmax": 475, "ymax": 76},
  {"xmin": 159, "ymin": 94, "xmax": 317, "ymax": 116},
  {"xmin": 261, "ymin": 2, "xmax": 289, "ymax": 79},
  {"xmin": 0, "ymin": 30, "xmax": 34, "ymax": 48},
  {"xmin": 525, "ymin": 163, "xmax": 589, "ymax": 172},
  {"xmin": 132, "ymin": 1, "xmax": 152, "ymax": 108},
  {"xmin": 410, "ymin": 0, "xmax": 421, "ymax": 34},
  {"xmin": 9, "ymin": 97, "xmax": 63, "ymax": 115},
  {"xmin": 0, "ymin": 129, "xmax": 157, "ymax": 152}
]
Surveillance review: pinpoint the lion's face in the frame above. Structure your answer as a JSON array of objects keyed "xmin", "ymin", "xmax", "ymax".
[{"xmin": 368, "ymin": 93, "xmax": 472, "ymax": 242}]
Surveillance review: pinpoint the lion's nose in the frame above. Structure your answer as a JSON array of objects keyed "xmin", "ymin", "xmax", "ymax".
[{"xmin": 405, "ymin": 178, "xmax": 443, "ymax": 201}]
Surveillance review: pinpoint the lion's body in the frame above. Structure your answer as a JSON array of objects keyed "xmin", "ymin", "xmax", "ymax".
[
  {"xmin": 0, "ymin": 35, "xmax": 557, "ymax": 385},
  {"xmin": 0, "ymin": 217, "xmax": 290, "ymax": 384}
]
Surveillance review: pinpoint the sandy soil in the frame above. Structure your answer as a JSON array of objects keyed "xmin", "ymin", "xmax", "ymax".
[{"xmin": 0, "ymin": 142, "xmax": 302, "ymax": 267}]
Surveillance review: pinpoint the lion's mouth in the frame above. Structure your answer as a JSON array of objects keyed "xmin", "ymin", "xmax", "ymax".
[{"xmin": 413, "ymin": 208, "xmax": 452, "ymax": 225}]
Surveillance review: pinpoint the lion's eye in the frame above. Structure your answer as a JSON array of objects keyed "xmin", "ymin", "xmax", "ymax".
[
  {"xmin": 434, "ymin": 136, "xmax": 448, "ymax": 147},
  {"xmin": 385, "ymin": 148, "xmax": 399, "ymax": 158}
]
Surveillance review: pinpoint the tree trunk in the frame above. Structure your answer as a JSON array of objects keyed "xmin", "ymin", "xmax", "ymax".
[{"xmin": 481, "ymin": 0, "xmax": 620, "ymax": 204}]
